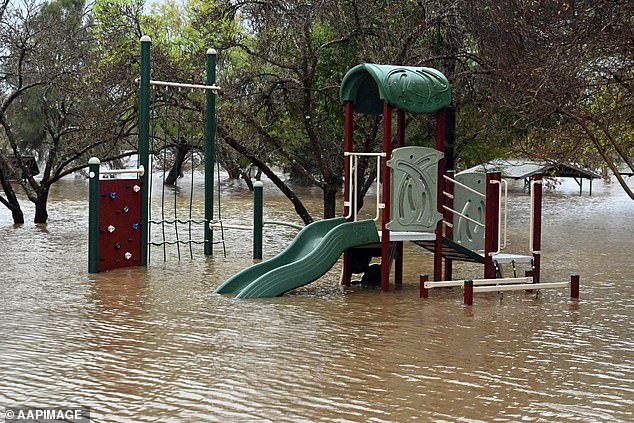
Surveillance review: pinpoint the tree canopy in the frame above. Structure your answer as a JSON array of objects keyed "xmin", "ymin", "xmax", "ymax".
[{"xmin": 1, "ymin": 0, "xmax": 632, "ymax": 225}]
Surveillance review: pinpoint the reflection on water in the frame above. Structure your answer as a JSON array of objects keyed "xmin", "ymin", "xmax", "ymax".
[{"xmin": 0, "ymin": 176, "xmax": 633, "ymax": 422}]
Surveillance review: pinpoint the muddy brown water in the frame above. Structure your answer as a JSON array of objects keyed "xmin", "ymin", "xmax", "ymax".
[{"xmin": 0, "ymin": 175, "xmax": 632, "ymax": 422}]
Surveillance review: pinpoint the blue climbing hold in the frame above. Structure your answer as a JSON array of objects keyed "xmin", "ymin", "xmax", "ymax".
[
  {"xmin": 132, "ymin": 223, "xmax": 139, "ymax": 231},
  {"xmin": 109, "ymin": 192, "xmax": 117, "ymax": 200}
]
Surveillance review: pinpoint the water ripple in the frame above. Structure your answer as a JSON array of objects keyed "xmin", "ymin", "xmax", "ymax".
[{"xmin": 0, "ymin": 179, "xmax": 633, "ymax": 421}]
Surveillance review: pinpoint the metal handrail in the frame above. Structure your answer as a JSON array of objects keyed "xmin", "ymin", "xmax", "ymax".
[
  {"xmin": 100, "ymin": 165, "xmax": 145, "ymax": 176},
  {"xmin": 210, "ymin": 220, "xmax": 252, "ymax": 231},
  {"xmin": 343, "ymin": 152, "xmax": 386, "ymax": 221},
  {"xmin": 442, "ymin": 205, "xmax": 485, "ymax": 228},
  {"xmin": 425, "ymin": 276, "xmax": 533, "ymax": 289},
  {"xmin": 501, "ymin": 179, "xmax": 508, "ymax": 249},
  {"xmin": 443, "ymin": 175, "xmax": 485, "ymax": 198},
  {"xmin": 441, "ymin": 175, "xmax": 486, "ymax": 232},
  {"xmin": 210, "ymin": 220, "xmax": 302, "ymax": 231},
  {"xmin": 149, "ymin": 79, "xmax": 221, "ymax": 92},
  {"xmin": 263, "ymin": 220, "xmax": 303, "ymax": 230}
]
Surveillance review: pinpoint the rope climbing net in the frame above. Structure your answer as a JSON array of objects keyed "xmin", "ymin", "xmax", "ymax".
[
  {"xmin": 138, "ymin": 38, "xmax": 223, "ymax": 263},
  {"xmin": 146, "ymin": 82, "xmax": 225, "ymax": 261}
]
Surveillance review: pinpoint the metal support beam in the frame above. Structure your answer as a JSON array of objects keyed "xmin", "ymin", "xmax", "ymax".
[
  {"xmin": 434, "ymin": 108, "xmax": 447, "ymax": 281},
  {"xmin": 88, "ymin": 158, "xmax": 100, "ymax": 273},
  {"xmin": 381, "ymin": 102, "xmax": 393, "ymax": 292},
  {"xmin": 204, "ymin": 48, "xmax": 217, "ymax": 256},
  {"xmin": 531, "ymin": 174, "xmax": 543, "ymax": 284},
  {"xmin": 341, "ymin": 101, "xmax": 354, "ymax": 286},
  {"xmin": 138, "ymin": 36, "xmax": 151, "ymax": 266},
  {"xmin": 484, "ymin": 172, "xmax": 501, "ymax": 278}
]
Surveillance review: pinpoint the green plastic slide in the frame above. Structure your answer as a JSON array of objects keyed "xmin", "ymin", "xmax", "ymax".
[{"xmin": 213, "ymin": 217, "xmax": 380, "ymax": 299}]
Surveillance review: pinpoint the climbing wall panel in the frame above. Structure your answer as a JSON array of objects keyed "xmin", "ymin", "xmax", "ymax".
[
  {"xmin": 453, "ymin": 171, "xmax": 486, "ymax": 251},
  {"xmin": 387, "ymin": 146, "xmax": 443, "ymax": 232},
  {"xmin": 97, "ymin": 179, "xmax": 142, "ymax": 272}
]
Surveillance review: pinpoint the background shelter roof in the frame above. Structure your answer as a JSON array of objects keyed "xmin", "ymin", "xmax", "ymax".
[
  {"xmin": 457, "ymin": 159, "xmax": 601, "ymax": 180},
  {"xmin": 340, "ymin": 64, "xmax": 451, "ymax": 115}
]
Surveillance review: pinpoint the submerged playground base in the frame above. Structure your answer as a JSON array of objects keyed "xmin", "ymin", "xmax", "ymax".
[{"xmin": 89, "ymin": 37, "xmax": 580, "ymax": 305}]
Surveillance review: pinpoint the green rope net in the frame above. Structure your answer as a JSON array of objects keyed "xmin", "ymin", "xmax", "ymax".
[{"xmin": 147, "ymin": 84, "xmax": 225, "ymax": 262}]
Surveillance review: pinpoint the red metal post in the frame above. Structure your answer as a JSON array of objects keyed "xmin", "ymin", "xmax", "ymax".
[
  {"xmin": 397, "ymin": 110, "xmax": 405, "ymax": 148},
  {"xmin": 434, "ymin": 109, "xmax": 447, "ymax": 281},
  {"xmin": 381, "ymin": 102, "xmax": 393, "ymax": 292},
  {"xmin": 570, "ymin": 274, "xmax": 580, "ymax": 299},
  {"xmin": 464, "ymin": 280, "xmax": 473, "ymax": 305},
  {"xmin": 420, "ymin": 274, "xmax": 429, "ymax": 298},
  {"xmin": 344, "ymin": 101, "xmax": 354, "ymax": 219},
  {"xmin": 341, "ymin": 101, "xmax": 354, "ymax": 286},
  {"xmin": 484, "ymin": 172, "xmax": 501, "ymax": 279},
  {"xmin": 532, "ymin": 174, "xmax": 543, "ymax": 284},
  {"xmin": 394, "ymin": 109, "xmax": 405, "ymax": 287},
  {"xmin": 395, "ymin": 241, "xmax": 403, "ymax": 288}
]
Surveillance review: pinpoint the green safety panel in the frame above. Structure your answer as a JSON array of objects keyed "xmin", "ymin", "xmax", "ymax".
[
  {"xmin": 453, "ymin": 171, "xmax": 486, "ymax": 251},
  {"xmin": 387, "ymin": 147, "xmax": 443, "ymax": 232},
  {"xmin": 340, "ymin": 64, "xmax": 452, "ymax": 115}
]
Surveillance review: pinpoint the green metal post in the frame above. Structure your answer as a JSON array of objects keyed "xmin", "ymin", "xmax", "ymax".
[
  {"xmin": 88, "ymin": 157, "xmax": 101, "ymax": 273},
  {"xmin": 139, "ymin": 35, "xmax": 151, "ymax": 266},
  {"xmin": 253, "ymin": 181, "xmax": 263, "ymax": 260},
  {"xmin": 204, "ymin": 48, "xmax": 217, "ymax": 256}
]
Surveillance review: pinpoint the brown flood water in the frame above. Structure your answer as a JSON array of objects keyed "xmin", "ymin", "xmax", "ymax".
[{"xmin": 0, "ymin": 174, "xmax": 633, "ymax": 422}]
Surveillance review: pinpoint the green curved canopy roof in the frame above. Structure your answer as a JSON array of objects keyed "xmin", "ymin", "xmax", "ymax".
[{"xmin": 340, "ymin": 64, "xmax": 451, "ymax": 115}]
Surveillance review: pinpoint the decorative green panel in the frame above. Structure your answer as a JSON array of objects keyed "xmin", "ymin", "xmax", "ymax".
[
  {"xmin": 453, "ymin": 171, "xmax": 486, "ymax": 251},
  {"xmin": 387, "ymin": 147, "xmax": 443, "ymax": 232}
]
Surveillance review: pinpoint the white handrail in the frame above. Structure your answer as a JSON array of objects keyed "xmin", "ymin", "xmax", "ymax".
[
  {"xmin": 209, "ymin": 221, "xmax": 253, "ymax": 231},
  {"xmin": 443, "ymin": 175, "xmax": 485, "ymax": 198},
  {"xmin": 343, "ymin": 152, "xmax": 386, "ymax": 222},
  {"xmin": 344, "ymin": 152, "xmax": 386, "ymax": 157},
  {"xmin": 101, "ymin": 165, "xmax": 145, "ymax": 176},
  {"xmin": 150, "ymin": 79, "xmax": 221, "ymax": 92},
  {"xmin": 529, "ymin": 179, "xmax": 543, "ymax": 253},
  {"xmin": 343, "ymin": 156, "xmax": 354, "ymax": 219},
  {"xmin": 354, "ymin": 155, "xmax": 359, "ymax": 221},
  {"xmin": 501, "ymin": 179, "xmax": 508, "ymax": 249},
  {"xmin": 474, "ymin": 281, "xmax": 568, "ymax": 293},
  {"xmin": 442, "ymin": 205, "xmax": 485, "ymax": 228},
  {"xmin": 374, "ymin": 155, "xmax": 383, "ymax": 221},
  {"xmin": 425, "ymin": 277, "xmax": 533, "ymax": 289}
]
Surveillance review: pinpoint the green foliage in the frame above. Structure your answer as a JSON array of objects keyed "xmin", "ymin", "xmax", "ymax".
[{"xmin": 6, "ymin": 89, "xmax": 47, "ymax": 151}]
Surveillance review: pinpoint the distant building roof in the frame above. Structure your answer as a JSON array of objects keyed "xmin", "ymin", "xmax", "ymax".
[{"xmin": 457, "ymin": 159, "xmax": 601, "ymax": 180}]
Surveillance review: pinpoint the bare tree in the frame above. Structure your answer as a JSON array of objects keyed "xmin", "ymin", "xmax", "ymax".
[
  {"xmin": 0, "ymin": 0, "xmax": 139, "ymax": 224},
  {"xmin": 464, "ymin": 0, "xmax": 634, "ymax": 197}
]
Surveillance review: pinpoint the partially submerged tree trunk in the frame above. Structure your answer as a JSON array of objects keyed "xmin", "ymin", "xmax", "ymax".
[
  {"xmin": 33, "ymin": 185, "xmax": 50, "ymax": 224},
  {"xmin": 322, "ymin": 183, "xmax": 338, "ymax": 219},
  {"xmin": 0, "ymin": 165, "xmax": 24, "ymax": 224},
  {"xmin": 220, "ymin": 126, "xmax": 314, "ymax": 225},
  {"xmin": 164, "ymin": 139, "xmax": 189, "ymax": 185},
  {"xmin": 221, "ymin": 157, "xmax": 242, "ymax": 180}
]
